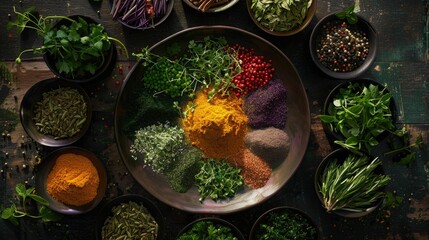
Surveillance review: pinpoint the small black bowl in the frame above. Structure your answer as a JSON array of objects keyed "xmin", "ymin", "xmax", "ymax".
[
  {"xmin": 43, "ymin": 15, "xmax": 117, "ymax": 83},
  {"xmin": 314, "ymin": 148, "xmax": 387, "ymax": 218},
  {"xmin": 321, "ymin": 78, "xmax": 396, "ymax": 152},
  {"xmin": 20, "ymin": 78, "xmax": 92, "ymax": 147},
  {"xmin": 35, "ymin": 146, "xmax": 108, "ymax": 215},
  {"xmin": 177, "ymin": 217, "xmax": 245, "ymax": 240},
  {"xmin": 246, "ymin": 0, "xmax": 317, "ymax": 36},
  {"xmin": 110, "ymin": 0, "xmax": 175, "ymax": 29},
  {"xmin": 249, "ymin": 206, "xmax": 319, "ymax": 240},
  {"xmin": 95, "ymin": 194, "xmax": 165, "ymax": 240},
  {"xmin": 309, "ymin": 12, "xmax": 377, "ymax": 79}
]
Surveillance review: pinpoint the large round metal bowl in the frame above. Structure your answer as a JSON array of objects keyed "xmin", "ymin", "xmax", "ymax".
[{"xmin": 114, "ymin": 26, "xmax": 310, "ymax": 214}]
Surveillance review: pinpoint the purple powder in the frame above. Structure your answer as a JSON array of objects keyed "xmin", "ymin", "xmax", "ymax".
[{"xmin": 244, "ymin": 78, "xmax": 288, "ymax": 129}]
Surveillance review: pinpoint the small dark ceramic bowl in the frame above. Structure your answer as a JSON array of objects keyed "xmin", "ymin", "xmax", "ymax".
[
  {"xmin": 110, "ymin": 0, "xmax": 175, "ymax": 29},
  {"xmin": 177, "ymin": 217, "xmax": 245, "ymax": 239},
  {"xmin": 314, "ymin": 148, "xmax": 386, "ymax": 218},
  {"xmin": 95, "ymin": 194, "xmax": 165, "ymax": 240},
  {"xmin": 309, "ymin": 13, "xmax": 377, "ymax": 79},
  {"xmin": 20, "ymin": 78, "xmax": 92, "ymax": 147},
  {"xmin": 183, "ymin": 0, "xmax": 239, "ymax": 13},
  {"xmin": 43, "ymin": 15, "xmax": 117, "ymax": 83},
  {"xmin": 322, "ymin": 78, "xmax": 396, "ymax": 148},
  {"xmin": 246, "ymin": 0, "xmax": 317, "ymax": 36},
  {"xmin": 35, "ymin": 146, "xmax": 108, "ymax": 215},
  {"xmin": 249, "ymin": 206, "xmax": 319, "ymax": 240}
]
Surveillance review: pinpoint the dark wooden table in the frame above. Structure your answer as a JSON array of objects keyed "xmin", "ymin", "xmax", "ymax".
[{"xmin": 1, "ymin": 0, "xmax": 428, "ymax": 239}]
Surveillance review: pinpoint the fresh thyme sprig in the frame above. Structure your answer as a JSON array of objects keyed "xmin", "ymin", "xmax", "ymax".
[{"xmin": 319, "ymin": 154, "xmax": 391, "ymax": 212}]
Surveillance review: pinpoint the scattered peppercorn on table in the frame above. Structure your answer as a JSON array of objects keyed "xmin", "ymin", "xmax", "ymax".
[{"xmin": 0, "ymin": 0, "xmax": 428, "ymax": 239}]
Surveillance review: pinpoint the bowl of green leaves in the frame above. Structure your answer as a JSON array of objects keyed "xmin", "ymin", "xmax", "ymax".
[
  {"xmin": 246, "ymin": 0, "xmax": 316, "ymax": 36},
  {"xmin": 314, "ymin": 148, "xmax": 391, "ymax": 218},
  {"xmin": 20, "ymin": 78, "xmax": 92, "ymax": 147},
  {"xmin": 320, "ymin": 78, "xmax": 397, "ymax": 154},
  {"xmin": 309, "ymin": 5, "xmax": 377, "ymax": 79},
  {"xmin": 177, "ymin": 217, "xmax": 245, "ymax": 240},
  {"xmin": 8, "ymin": 8, "xmax": 128, "ymax": 83},
  {"xmin": 249, "ymin": 206, "xmax": 319, "ymax": 240}
]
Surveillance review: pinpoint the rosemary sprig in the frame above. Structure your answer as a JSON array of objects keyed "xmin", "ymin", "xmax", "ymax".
[{"xmin": 319, "ymin": 154, "xmax": 391, "ymax": 212}]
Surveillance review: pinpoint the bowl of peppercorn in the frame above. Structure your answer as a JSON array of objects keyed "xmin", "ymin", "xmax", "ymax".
[{"xmin": 309, "ymin": 7, "xmax": 377, "ymax": 79}]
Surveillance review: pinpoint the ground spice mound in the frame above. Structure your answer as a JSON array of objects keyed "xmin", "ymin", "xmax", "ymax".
[
  {"xmin": 244, "ymin": 78, "xmax": 287, "ymax": 129},
  {"xmin": 46, "ymin": 153, "xmax": 100, "ymax": 206},
  {"xmin": 244, "ymin": 127, "xmax": 290, "ymax": 162},
  {"xmin": 182, "ymin": 89, "xmax": 248, "ymax": 159},
  {"xmin": 231, "ymin": 149, "xmax": 272, "ymax": 189}
]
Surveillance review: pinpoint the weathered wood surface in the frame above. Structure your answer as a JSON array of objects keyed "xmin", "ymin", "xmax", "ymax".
[{"xmin": 0, "ymin": 0, "xmax": 428, "ymax": 239}]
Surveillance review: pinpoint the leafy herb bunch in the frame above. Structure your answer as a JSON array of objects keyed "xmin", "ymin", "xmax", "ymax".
[
  {"xmin": 1, "ymin": 183, "xmax": 62, "ymax": 225},
  {"xmin": 336, "ymin": 5, "xmax": 358, "ymax": 24},
  {"xmin": 8, "ymin": 7, "xmax": 128, "ymax": 79},
  {"xmin": 320, "ymin": 82, "xmax": 395, "ymax": 153}
]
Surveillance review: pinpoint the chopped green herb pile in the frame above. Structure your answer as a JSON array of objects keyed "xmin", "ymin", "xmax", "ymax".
[
  {"xmin": 250, "ymin": 0, "xmax": 312, "ymax": 32},
  {"xmin": 320, "ymin": 82, "xmax": 395, "ymax": 153},
  {"xmin": 1, "ymin": 183, "xmax": 62, "ymax": 225},
  {"xmin": 319, "ymin": 154, "xmax": 391, "ymax": 212},
  {"xmin": 130, "ymin": 122, "xmax": 186, "ymax": 174},
  {"xmin": 195, "ymin": 159, "xmax": 243, "ymax": 202},
  {"xmin": 255, "ymin": 209, "xmax": 317, "ymax": 240},
  {"xmin": 177, "ymin": 220, "xmax": 239, "ymax": 240}
]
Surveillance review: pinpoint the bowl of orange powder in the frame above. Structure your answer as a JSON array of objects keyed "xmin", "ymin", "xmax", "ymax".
[{"xmin": 35, "ymin": 146, "xmax": 108, "ymax": 214}]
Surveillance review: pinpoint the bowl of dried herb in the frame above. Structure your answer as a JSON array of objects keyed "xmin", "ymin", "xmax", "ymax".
[
  {"xmin": 20, "ymin": 78, "xmax": 92, "ymax": 147},
  {"xmin": 95, "ymin": 194, "xmax": 165, "ymax": 240},
  {"xmin": 246, "ymin": 0, "xmax": 316, "ymax": 36},
  {"xmin": 309, "ymin": 5, "xmax": 377, "ymax": 79},
  {"xmin": 314, "ymin": 148, "xmax": 391, "ymax": 218},
  {"xmin": 249, "ymin": 206, "xmax": 319, "ymax": 240}
]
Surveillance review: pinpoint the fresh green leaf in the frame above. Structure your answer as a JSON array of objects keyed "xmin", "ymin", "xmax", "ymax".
[
  {"xmin": 39, "ymin": 206, "xmax": 63, "ymax": 222},
  {"xmin": 28, "ymin": 194, "xmax": 49, "ymax": 206},
  {"xmin": 1, "ymin": 208, "xmax": 14, "ymax": 219},
  {"xmin": 15, "ymin": 184, "xmax": 27, "ymax": 197}
]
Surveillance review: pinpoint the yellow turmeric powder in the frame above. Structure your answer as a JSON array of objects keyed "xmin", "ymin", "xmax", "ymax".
[
  {"xmin": 182, "ymin": 89, "xmax": 248, "ymax": 159},
  {"xmin": 46, "ymin": 153, "xmax": 100, "ymax": 206}
]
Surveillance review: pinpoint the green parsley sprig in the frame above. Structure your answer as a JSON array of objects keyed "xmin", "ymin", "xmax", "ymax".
[
  {"xmin": 1, "ymin": 183, "xmax": 62, "ymax": 225},
  {"xmin": 177, "ymin": 220, "xmax": 238, "ymax": 240},
  {"xmin": 8, "ymin": 7, "xmax": 128, "ymax": 78}
]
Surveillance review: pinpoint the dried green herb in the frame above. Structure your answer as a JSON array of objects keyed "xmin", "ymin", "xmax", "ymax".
[
  {"xmin": 1, "ymin": 183, "xmax": 62, "ymax": 225},
  {"xmin": 251, "ymin": 0, "xmax": 312, "ymax": 32},
  {"xmin": 195, "ymin": 159, "xmax": 243, "ymax": 202},
  {"xmin": 318, "ymin": 154, "xmax": 391, "ymax": 212},
  {"xmin": 130, "ymin": 122, "xmax": 186, "ymax": 174},
  {"xmin": 101, "ymin": 201, "xmax": 158, "ymax": 240},
  {"xmin": 33, "ymin": 87, "xmax": 87, "ymax": 139}
]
